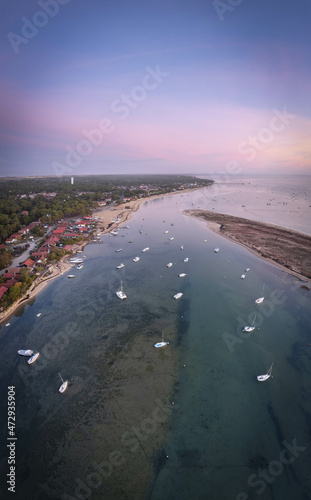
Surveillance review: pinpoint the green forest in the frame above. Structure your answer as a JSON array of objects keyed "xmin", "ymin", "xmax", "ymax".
[{"xmin": 0, "ymin": 175, "xmax": 212, "ymax": 244}]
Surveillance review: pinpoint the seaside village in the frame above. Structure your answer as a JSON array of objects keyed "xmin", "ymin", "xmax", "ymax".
[{"xmin": 0, "ymin": 215, "xmax": 104, "ymax": 317}]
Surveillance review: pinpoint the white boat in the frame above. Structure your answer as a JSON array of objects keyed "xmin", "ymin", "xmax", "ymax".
[
  {"xmin": 178, "ymin": 273, "xmax": 187, "ymax": 278},
  {"xmin": 183, "ymin": 257, "xmax": 189, "ymax": 263},
  {"xmin": 36, "ymin": 313, "xmax": 42, "ymax": 317},
  {"xmin": 154, "ymin": 332, "xmax": 169, "ymax": 348},
  {"xmin": 116, "ymin": 263, "xmax": 125, "ymax": 269},
  {"xmin": 243, "ymin": 315, "xmax": 256, "ymax": 332},
  {"xmin": 257, "ymin": 363, "xmax": 274, "ymax": 382},
  {"xmin": 173, "ymin": 292, "xmax": 183, "ymax": 300},
  {"xmin": 58, "ymin": 372, "xmax": 69, "ymax": 393},
  {"xmin": 164, "ymin": 230, "xmax": 169, "ymax": 234},
  {"xmin": 68, "ymin": 275, "xmax": 75, "ymax": 278},
  {"xmin": 166, "ymin": 262, "xmax": 173, "ymax": 268},
  {"xmin": 241, "ymin": 274, "xmax": 246, "ymax": 279},
  {"xmin": 18, "ymin": 349, "xmax": 34, "ymax": 356},
  {"xmin": 77, "ymin": 250, "xmax": 83, "ymax": 253},
  {"xmin": 214, "ymin": 248, "xmax": 220, "ymax": 253},
  {"xmin": 28, "ymin": 352, "xmax": 40, "ymax": 365},
  {"xmin": 76, "ymin": 263, "xmax": 83, "ymax": 270},
  {"xmin": 111, "ymin": 231, "xmax": 118, "ymax": 236},
  {"xmin": 169, "ymin": 237, "xmax": 174, "ymax": 240},
  {"xmin": 116, "ymin": 281, "xmax": 127, "ymax": 300},
  {"xmin": 180, "ymin": 245, "xmax": 184, "ymax": 250},
  {"xmin": 115, "ymin": 248, "xmax": 122, "ymax": 253},
  {"xmin": 70, "ymin": 257, "xmax": 83, "ymax": 263},
  {"xmin": 245, "ymin": 268, "xmax": 250, "ymax": 272},
  {"xmin": 255, "ymin": 297, "xmax": 265, "ymax": 304},
  {"xmin": 142, "ymin": 247, "xmax": 150, "ymax": 252},
  {"xmin": 5, "ymin": 323, "xmax": 10, "ymax": 327},
  {"xmin": 133, "ymin": 256, "xmax": 140, "ymax": 262}
]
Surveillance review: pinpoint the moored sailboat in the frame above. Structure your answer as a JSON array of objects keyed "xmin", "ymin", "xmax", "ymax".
[
  {"xmin": 257, "ymin": 363, "xmax": 274, "ymax": 382},
  {"xmin": 58, "ymin": 372, "xmax": 69, "ymax": 393}
]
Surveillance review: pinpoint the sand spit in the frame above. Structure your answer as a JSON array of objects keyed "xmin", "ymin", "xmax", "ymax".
[{"xmin": 184, "ymin": 209, "xmax": 311, "ymax": 282}]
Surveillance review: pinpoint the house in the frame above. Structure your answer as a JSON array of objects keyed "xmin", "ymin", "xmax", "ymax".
[
  {"xmin": 0, "ymin": 285, "xmax": 8, "ymax": 299},
  {"xmin": 53, "ymin": 227, "xmax": 66, "ymax": 235},
  {"xmin": 63, "ymin": 245, "xmax": 72, "ymax": 252},
  {"xmin": 3, "ymin": 279, "xmax": 18, "ymax": 289},
  {"xmin": 2, "ymin": 273, "xmax": 16, "ymax": 280},
  {"xmin": 8, "ymin": 267, "xmax": 22, "ymax": 276},
  {"xmin": 22, "ymin": 258, "xmax": 35, "ymax": 269}
]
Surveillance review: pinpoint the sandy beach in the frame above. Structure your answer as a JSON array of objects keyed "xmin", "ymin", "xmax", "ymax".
[{"xmin": 184, "ymin": 209, "xmax": 311, "ymax": 283}]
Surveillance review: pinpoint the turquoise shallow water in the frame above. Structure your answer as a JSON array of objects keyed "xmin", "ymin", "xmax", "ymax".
[{"xmin": 0, "ymin": 184, "xmax": 311, "ymax": 500}]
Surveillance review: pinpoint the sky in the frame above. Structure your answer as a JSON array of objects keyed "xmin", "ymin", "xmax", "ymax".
[{"xmin": 0, "ymin": 0, "xmax": 310, "ymax": 177}]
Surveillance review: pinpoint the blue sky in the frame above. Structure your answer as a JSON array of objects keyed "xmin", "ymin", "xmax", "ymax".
[{"xmin": 1, "ymin": 0, "xmax": 310, "ymax": 177}]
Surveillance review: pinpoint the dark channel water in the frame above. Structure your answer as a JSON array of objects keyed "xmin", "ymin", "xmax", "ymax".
[{"xmin": 1, "ymin": 183, "xmax": 311, "ymax": 500}]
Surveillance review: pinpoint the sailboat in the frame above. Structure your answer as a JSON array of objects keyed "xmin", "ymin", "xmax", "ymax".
[
  {"xmin": 58, "ymin": 372, "xmax": 69, "ymax": 393},
  {"xmin": 257, "ymin": 363, "xmax": 274, "ymax": 382},
  {"xmin": 243, "ymin": 315, "xmax": 256, "ymax": 332},
  {"xmin": 154, "ymin": 331, "xmax": 169, "ymax": 348},
  {"xmin": 255, "ymin": 296, "xmax": 265, "ymax": 304},
  {"xmin": 116, "ymin": 281, "xmax": 127, "ymax": 300},
  {"xmin": 28, "ymin": 352, "xmax": 40, "ymax": 365}
]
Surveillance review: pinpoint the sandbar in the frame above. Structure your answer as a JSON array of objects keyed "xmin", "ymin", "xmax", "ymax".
[{"xmin": 184, "ymin": 209, "xmax": 311, "ymax": 282}]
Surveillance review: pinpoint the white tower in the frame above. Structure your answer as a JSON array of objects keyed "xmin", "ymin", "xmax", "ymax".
[{"xmin": 71, "ymin": 177, "xmax": 74, "ymax": 185}]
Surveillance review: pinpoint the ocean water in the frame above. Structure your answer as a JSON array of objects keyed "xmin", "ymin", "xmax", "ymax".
[
  {"xmin": 193, "ymin": 174, "xmax": 311, "ymax": 235},
  {"xmin": 0, "ymin": 176, "xmax": 310, "ymax": 500}
]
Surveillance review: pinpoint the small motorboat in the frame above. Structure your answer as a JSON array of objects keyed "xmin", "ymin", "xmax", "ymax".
[
  {"xmin": 180, "ymin": 245, "xmax": 184, "ymax": 250},
  {"xmin": 241, "ymin": 274, "xmax": 246, "ymax": 279},
  {"xmin": 18, "ymin": 349, "xmax": 34, "ymax": 357},
  {"xmin": 169, "ymin": 237, "xmax": 174, "ymax": 241},
  {"xmin": 116, "ymin": 263, "xmax": 125, "ymax": 269},
  {"xmin": 115, "ymin": 248, "xmax": 122, "ymax": 253},
  {"xmin": 142, "ymin": 247, "xmax": 150, "ymax": 252},
  {"xmin": 68, "ymin": 275, "xmax": 75, "ymax": 279},
  {"xmin": 166, "ymin": 262, "xmax": 173, "ymax": 268},
  {"xmin": 36, "ymin": 313, "xmax": 42, "ymax": 317},
  {"xmin": 133, "ymin": 256, "xmax": 140, "ymax": 262},
  {"xmin": 178, "ymin": 273, "xmax": 187, "ymax": 278},
  {"xmin": 183, "ymin": 257, "xmax": 189, "ymax": 263},
  {"xmin": 173, "ymin": 293, "xmax": 183, "ymax": 300},
  {"xmin": 214, "ymin": 248, "xmax": 220, "ymax": 253}
]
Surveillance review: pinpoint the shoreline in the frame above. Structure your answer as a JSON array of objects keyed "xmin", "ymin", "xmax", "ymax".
[
  {"xmin": 0, "ymin": 188, "xmax": 200, "ymax": 325},
  {"xmin": 183, "ymin": 209, "xmax": 311, "ymax": 283}
]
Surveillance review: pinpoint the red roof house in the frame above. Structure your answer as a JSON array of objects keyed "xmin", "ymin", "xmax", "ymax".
[{"xmin": 23, "ymin": 258, "xmax": 35, "ymax": 268}]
